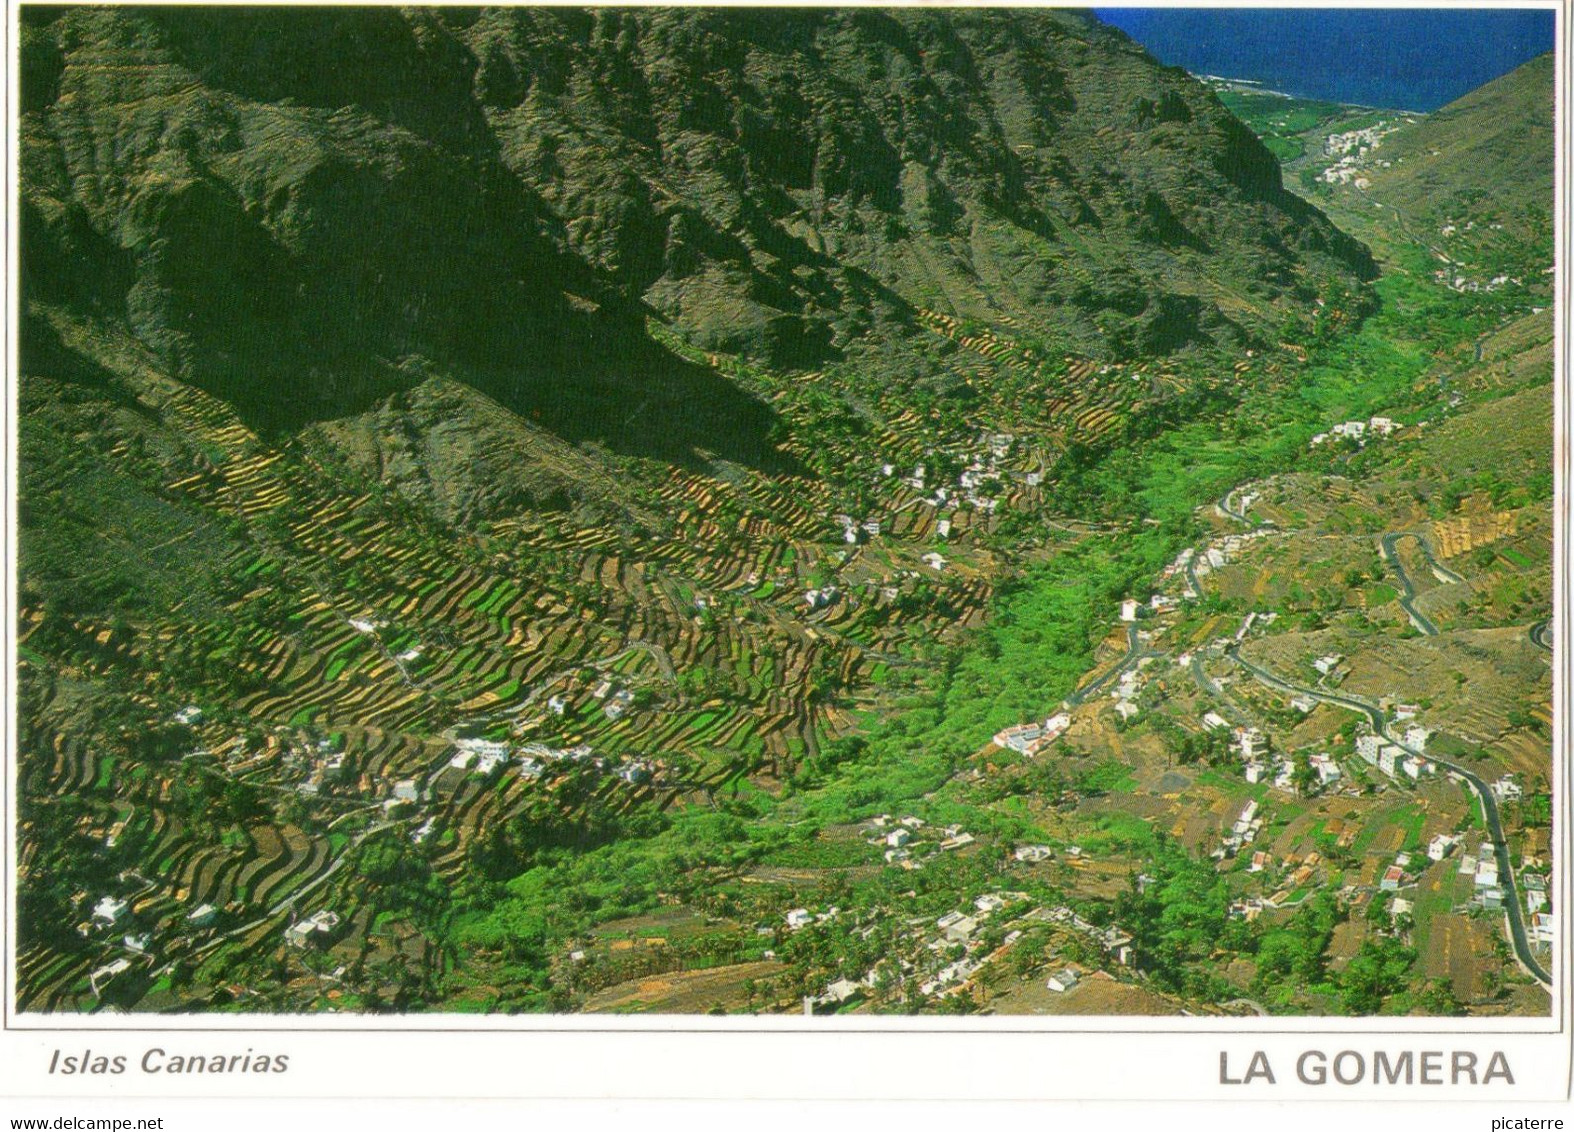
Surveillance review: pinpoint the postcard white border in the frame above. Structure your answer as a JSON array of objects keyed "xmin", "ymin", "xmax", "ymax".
[{"xmin": 2, "ymin": 0, "xmax": 1570, "ymax": 1105}]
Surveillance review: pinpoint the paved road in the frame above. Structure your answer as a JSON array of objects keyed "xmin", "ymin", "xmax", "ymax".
[
  {"xmin": 1530, "ymin": 618, "xmax": 1553, "ymax": 652},
  {"xmin": 1379, "ymin": 532, "xmax": 1446, "ymax": 636},
  {"xmin": 1217, "ymin": 488, "xmax": 1249, "ymax": 524},
  {"xmin": 191, "ymin": 821, "xmax": 398, "ymax": 961},
  {"xmin": 1187, "ymin": 653, "xmax": 1255, "ymax": 728},
  {"xmin": 1183, "ymin": 556, "xmax": 1202, "ymax": 599},
  {"xmin": 1226, "ymin": 647, "xmax": 1552, "ymax": 988},
  {"xmin": 1067, "ymin": 624, "xmax": 1152, "ymax": 706},
  {"xmin": 1409, "ymin": 533, "xmax": 1466, "ymax": 585}
]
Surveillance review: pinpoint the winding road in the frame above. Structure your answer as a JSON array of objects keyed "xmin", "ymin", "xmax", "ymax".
[
  {"xmin": 1226, "ymin": 646, "xmax": 1552, "ymax": 989},
  {"xmin": 1530, "ymin": 618, "xmax": 1553, "ymax": 652},
  {"xmin": 1066, "ymin": 624, "xmax": 1154, "ymax": 706},
  {"xmin": 1378, "ymin": 531, "xmax": 1461, "ymax": 636}
]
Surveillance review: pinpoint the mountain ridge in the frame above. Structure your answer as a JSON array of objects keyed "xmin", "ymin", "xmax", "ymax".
[{"xmin": 21, "ymin": 6, "xmax": 1375, "ymax": 448}]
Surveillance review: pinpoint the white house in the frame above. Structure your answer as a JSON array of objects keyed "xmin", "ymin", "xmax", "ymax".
[
  {"xmin": 1234, "ymin": 728, "xmax": 1267, "ymax": 760},
  {"xmin": 785, "ymin": 909, "xmax": 813, "ymax": 930},
  {"xmin": 1120, "ymin": 599, "xmax": 1140, "ymax": 622},
  {"xmin": 1378, "ymin": 745, "xmax": 1401, "ymax": 777},
  {"xmin": 943, "ymin": 915, "xmax": 979, "ymax": 943},
  {"xmin": 1047, "ymin": 969, "xmax": 1080, "ymax": 993},
  {"xmin": 92, "ymin": 896, "xmax": 128, "ymax": 927},
  {"xmin": 1314, "ymin": 654, "xmax": 1344, "ymax": 676},
  {"xmin": 187, "ymin": 903, "xmax": 218, "ymax": 928},
  {"xmin": 286, "ymin": 909, "xmax": 341, "ymax": 949}
]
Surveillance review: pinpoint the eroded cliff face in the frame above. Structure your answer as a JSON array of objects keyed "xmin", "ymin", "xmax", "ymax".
[{"xmin": 22, "ymin": 6, "xmax": 1373, "ymax": 445}]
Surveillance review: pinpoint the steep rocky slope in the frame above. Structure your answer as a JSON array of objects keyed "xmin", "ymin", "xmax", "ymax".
[{"xmin": 21, "ymin": 6, "xmax": 1374, "ymax": 445}]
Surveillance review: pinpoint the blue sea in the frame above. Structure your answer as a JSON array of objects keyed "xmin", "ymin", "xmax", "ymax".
[{"xmin": 1093, "ymin": 8, "xmax": 1555, "ymax": 112}]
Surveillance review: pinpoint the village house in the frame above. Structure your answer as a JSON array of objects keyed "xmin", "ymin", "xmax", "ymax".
[
  {"xmin": 785, "ymin": 909, "xmax": 813, "ymax": 930},
  {"xmin": 604, "ymin": 688, "xmax": 636, "ymax": 720},
  {"xmin": 943, "ymin": 915, "xmax": 979, "ymax": 943},
  {"xmin": 1427, "ymin": 834, "xmax": 1459, "ymax": 862},
  {"xmin": 804, "ymin": 586, "xmax": 839, "ymax": 610},
  {"xmin": 187, "ymin": 903, "xmax": 218, "ymax": 928},
  {"xmin": 1377, "ymin": 745, "xmax": 1402, "ymax": 778},
  {"xmin": 1313, "ymin": 654, "xmax": 1344, "ymax": 676},
  {"xmin": 992, "ymin": 713, "xmax": 1070, "ymax": 755},
  {"xmin": 1304, "ymin": 752, "xmax": 1339, "ymax": 786},
  {"xmin": 92, "ymin": 895, "xmax": 128, "ymax": 927},
  {"xmin": 1475, "ymin": 858, "xmax": 1500, "ymax": 889},
  {"xmin": 286, "ymin": 909, "xmax": 341, "ymax": 949},
  {"xmin": 1234, "ymin": 727, "xmax": 1267, "ymax": 761},
  {"xmin": 1046, "ymin": 969, "xmax": 1080, "ymax": 993},
  {"xmin": 1014, "ymin": 845, "xmax": 1054, "ymax": 863},
  {"xmin": 1401, "ymin": 755, "xmax": 1433, "ymax": 780},
  {"xmin": 1492, "ymin": 775, "xmax": 1523, "ymax": 801},
  {"xmin": 90, "ymin": 958, "xmax": 133, "ymax": 997}
]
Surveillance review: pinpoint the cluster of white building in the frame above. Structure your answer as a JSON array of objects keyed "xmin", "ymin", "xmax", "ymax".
[
  {"xmin": 1214, "ymin": 798, "xmax": 1265, "ymax": 860},
  {"xmin": 1184, "ymin": 529, "xmax": 1274, "ymax": 592},
  {"xmin": 1355, "ymin": 730, "xmax": 1435, "ymax": 782},
  {"xmin": 992, "ymin": 712, "xmax": 1071, "ymax": 756},
  {"xmin": 1309, "ymin": 415, "xmax": 1400, "ymax": 449}
]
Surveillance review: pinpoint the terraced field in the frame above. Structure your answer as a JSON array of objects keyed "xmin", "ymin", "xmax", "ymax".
[{"xmin": 24, "ymin": 302, "xmax": 1171, "ymax": 1012}]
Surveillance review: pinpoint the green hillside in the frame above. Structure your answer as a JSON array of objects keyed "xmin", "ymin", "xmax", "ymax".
[{"xmin": 13, "ymin": 9, "xmax": 1552, "ymax": 1019}]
